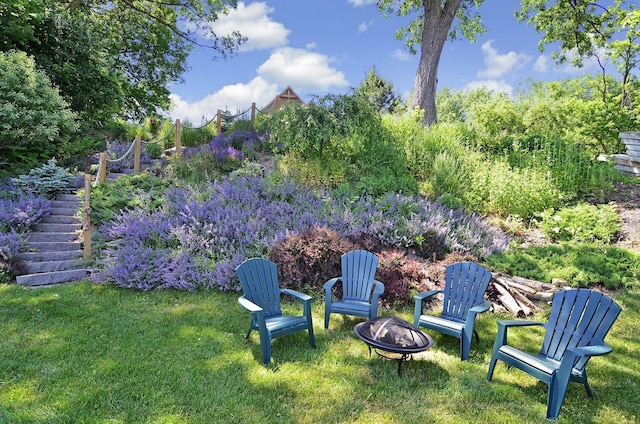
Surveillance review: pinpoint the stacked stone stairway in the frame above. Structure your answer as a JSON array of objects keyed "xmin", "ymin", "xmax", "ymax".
[{"xmin": 17, "ymin": 193, "xmax": 88, "ymax": 287}]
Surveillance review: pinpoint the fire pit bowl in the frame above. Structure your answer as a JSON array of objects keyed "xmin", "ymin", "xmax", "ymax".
[{"xmin": 354, "ymin": 316, "xmax": 433, "ymax": 376}]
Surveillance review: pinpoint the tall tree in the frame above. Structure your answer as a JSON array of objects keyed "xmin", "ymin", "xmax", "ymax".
[
  {"xmin": 356, "ymin": 66, "xmax": 403, "ymax": 114},
  {"xmin": 0, "ymin": 0, "xmax": 245, "ymax": 123},
  {"xmin": 378, "ymin": 0, "xmax": 486, "ymax": 125}
]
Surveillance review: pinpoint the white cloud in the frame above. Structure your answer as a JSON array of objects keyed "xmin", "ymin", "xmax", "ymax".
[
  {"xmin": 209, "ymin": 2, "xmax": 289, "ymax": 52},
  {"xmin": 167, "ymin": 77, "xmax": 279, "ymax": 122},
  {"xmin": 534, "ymin": 55, "xmax": 550, "ymax": 73},
  {"xmin": 348, "ymin": 0, "xmax": 376, "ymax": 6},
  {"xmin": 477, "ymin": 40, "xmax": 530, "ymax": 79},
  {"xmin": 358, "ymin": 19, "xmax": 375, "ymax": 32},
  {"xmin": 257, "ymin": 47, "xmax": 349, "ymax": 91},
  {"xmin": 392, "ymin": 49, "xmax": 410, "ymax": 62},
  {"xmin": 464, "ymin": 79, "xmax": 513, "ymax": 95}
]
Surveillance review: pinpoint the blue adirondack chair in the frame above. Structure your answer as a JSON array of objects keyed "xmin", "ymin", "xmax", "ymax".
[
  {"xmin": 413, "ymin": 261, "xmax": 492, "ymax": 360},
  {"xmin": 323, "ymin": 250, "xmax": 384, "ymax": 329},
  {"xmin": 236, "ymin": 258, "xmax": 316, "ymax": 364},
  {"xmin": 487, "ymin": 288, "xmax": 621, "ymax": 420}
]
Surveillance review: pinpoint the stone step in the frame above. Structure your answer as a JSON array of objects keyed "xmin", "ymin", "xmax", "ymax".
[
  {"xmin": 55, "ymin": 193, "xmax": 82, "ymax": 201},
  {"xmin": 50, "ymin": 199, "xmax": 81, "ymax": 208},
  {"xmin": 49, "ymin": 206, "xmax": 80, "ymax": 216},
  {"xmin": 27, "ymin": 232, "xmax": 80, "ymax": 243},
  {"xmin": 20, "ymin": 250, "xmax": 83, "ymax": 262},
  {"xmin": 34, "ymin": 223, "xmax": 82, "ymax": 232},
  {"xmin": 25, "ymin": 241, "xmax": 82, "ymax": 252},
  {"xmin": 40, "ymin": 215, "xmax": 79, "ymax": 224},
  {"xmin": 17, "ymin": 268, "xmax": 88, "ymax": 287},
  {"xmin": 23, "ymin": 259, "xmax": 85, "ymax": 274}
]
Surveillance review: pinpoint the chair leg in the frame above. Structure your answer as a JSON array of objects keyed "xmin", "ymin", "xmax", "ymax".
[
  {"xmin": 473, "ymin": 329, "xmax": 480, "ymax": 343},
  {"xmin": 245, "ymin": 327, "xmax": 252, "ymax": 339},
  {"xmin": 486, "ymin": 357, "xmax": 498, "ymax": 381},
  {"xmin": 324, "ymin": 308, "xmax": 331, "ymax": 329}
]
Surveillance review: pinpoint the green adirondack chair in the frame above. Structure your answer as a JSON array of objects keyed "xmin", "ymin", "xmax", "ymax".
[
  {"xmin": 413, "ymin": 261, "xmax": 492, "ymax": 360},
  {"xmin": 487, "ymin": 288, "xmax": 621, "ymax": 420},
  {"xmin": 236, "ymin": 258, "xmax": 316, "ymax": 364},
  {"xmin": 323, "ymin": 250, "xmax": 384, "ymax": 329}
]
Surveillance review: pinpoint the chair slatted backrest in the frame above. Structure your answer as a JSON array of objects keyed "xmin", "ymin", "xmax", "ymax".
[
  {"xmin": 441, "ymin": 262, "xmax": 492, "ymax": 322},
  {"xmin": 341, "ymin": 250, "xmax": 378, "ymax": 302},
  {"xmin": 236, "ymin": 258, "xmax": 282, "ymax": 318},
  {"xmin": 541, "ymin": 289, "xmax": 621, "ymax": 370}
]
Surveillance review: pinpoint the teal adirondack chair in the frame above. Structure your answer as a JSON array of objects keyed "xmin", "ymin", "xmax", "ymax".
[
  {"xmin": 236, "ymin": 258, "xmax": 316, "ymax": 364},
  {"xmin": 323, "ymin": 250, "xmax": 384, "ymax": 329},
  {"xmin": 487, "ymin": 288, "xmax": 621, "ymax": 420},
  {"xmin": 413, "ymin": 261, "xmax": 492, "ymax": 360}
]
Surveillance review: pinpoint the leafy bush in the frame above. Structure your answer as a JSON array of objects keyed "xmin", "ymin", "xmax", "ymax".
[
  {"xmin": 466, "ymin": 159, "xmax": 564, "ymax": 219},
  {"xmin": 10, "ymin": 158, "xmax": 76, "ymax": 198},
  {"xmin": 537, "ymin": 203, "xmax": 621, "ymax": 244},
  {"xmin": 0, "ymin": 50, "xmax": 79, "ymax": 177},
  {"xmin": 375, "ymin": 250, "xmax": 430, "ymax": 306},
  {"xmin": 484, "ymin": 244, "xmax": 640, "ymax": 289},
  {"xmin": 267, "ymin": 226, "xmax": 357, "ymax": 295},
  {"xmin": 145, "ymin": 142, "xmax": 164, "ymax": 159},
  {"xmin": 89, "ymin": 173, "xmax": 170, "ymax": 225}
]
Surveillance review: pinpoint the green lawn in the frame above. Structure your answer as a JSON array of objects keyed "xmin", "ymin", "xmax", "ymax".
[{"xmin": 1, "ymin": 282, "xmax": 638, "ymax": 423}]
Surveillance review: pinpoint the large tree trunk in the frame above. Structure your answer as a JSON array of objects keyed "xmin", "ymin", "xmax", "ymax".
[{"xmin": 413, "ymin": 0, "xmax": 462, "ymax": 126}]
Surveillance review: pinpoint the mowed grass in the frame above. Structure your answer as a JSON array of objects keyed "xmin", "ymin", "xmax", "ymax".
[{"xmin": 1, "ymin": 282, "xmax": 638, "ymax": 423}]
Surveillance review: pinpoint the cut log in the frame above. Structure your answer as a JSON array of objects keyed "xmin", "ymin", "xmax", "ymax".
[{"xmin": 493, "ymin": 282, "xmax": 524, "ymax": 317}]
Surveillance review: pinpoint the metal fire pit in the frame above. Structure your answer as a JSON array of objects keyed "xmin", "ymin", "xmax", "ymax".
[{"xmin": 354, "ymin": 316, "xmax": 433, "ymax": 376}]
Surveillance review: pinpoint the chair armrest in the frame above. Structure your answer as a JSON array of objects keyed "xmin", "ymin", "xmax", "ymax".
[
  {"xmin": 281, "ymin": 288, "xmax": 312, "ymax": 302},
  {"xmin": 493, "ymin": 320, "xmax": 545, "ymax": 350},
  {"xmin": 415, "ymin": 289, "xmax": 442, "ymax": 302},
  {"xmin": 469, "ymin": 299, "xmax": 490, "ymax": 314},
  {"xmin": 414, "ymin": 289, "xmax": 443, "ymax": 326},
  {"xmin": 323, "ymin": 277, "xmax": 341, "ymax": 291},
  {"xmin": 238, "ymin": 296, "xmax": 263, "ymax": 313},
  {"xmin": 568, "ymin": 343, "xmax": 613, "ymax": 358},
  {"xmin": 373, "ymin": 280, "xmax": 384, "ymax": 295}
]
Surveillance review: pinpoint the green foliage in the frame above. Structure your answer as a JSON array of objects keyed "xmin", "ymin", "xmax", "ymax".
[
  {"xmin": 355, "ymin": 66, "xmax": 403, "ymax": 114},
  {"xmin": 180, "ymin": 120, "xmax": 217, "ymax": 147},
  {"xmin": 144, "ymin": 143, "xmax": 164, "ymax": 160},
  {"xmin": 355, "ymin": 171, "xmax": 418, "ymax": 198},
  {"xmin": 166, "ymin": 152, "xmax": 221, "ymax": 185},
  {"xmin": 537, "ymin": 203, "xmax": 622, "ymax": 244},
  {"xmin": 466, "ymin": 158, "xmax": 564, "ymax": 219},
  {"xmin": 485, "ymin": 243, "xmax": 640, "ymax": 289},
  {"xmin": 0, "ymin": 50, "xmax": 79, "ymax": 177},
  {"xmin": 11, "ymin": 158, "xmax": 75, "ymax": 197},
  {"xmin": 89, "ymin": 173, "xmax": 170, "ymax": 225}
]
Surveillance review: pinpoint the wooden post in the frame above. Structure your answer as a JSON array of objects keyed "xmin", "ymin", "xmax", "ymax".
[
  {"xmin": 83, "ymin": 174, "xmax": 92, "ymax": 260},
  {"xmin": 251, "ymin": 102, "xmax": 256, "ymax": 129},
  {"xmin": 134, "ymin": 135, "xmax": 141, "ymax": 173},
  {"xmin": 217, "ymin": 109, "xmax": 222, "ymax": 134},
  {"xmin": 175, "ymin": 119, "xmax": 182, "ymax": 155},
  {"xmin": 99, "ymin": 152, "xmax": 107, "ymax": 183}
]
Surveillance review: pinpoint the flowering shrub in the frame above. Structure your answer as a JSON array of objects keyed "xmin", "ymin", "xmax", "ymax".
[
  {"xmin": 0, "ymin": 181, "xmax": 51, "ymax": 283},
  {"xmin": 91, "ymin": 175, "xmax": 510, "ymax": 298}
]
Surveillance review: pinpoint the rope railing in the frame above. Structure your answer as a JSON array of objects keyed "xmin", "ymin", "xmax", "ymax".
[{"xmin": 85, "ymin": 101, "xmax": 262, "ymax": 256}]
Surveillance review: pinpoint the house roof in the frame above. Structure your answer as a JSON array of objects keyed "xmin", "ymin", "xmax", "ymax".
[{"xmin": 261, "ymin": 86, "xmax": 304, "ymax": 113}]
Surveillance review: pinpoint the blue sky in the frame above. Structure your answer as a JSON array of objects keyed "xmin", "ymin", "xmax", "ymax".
[{"xmin": 168, "ymin": 1, "xmax": 610, "ymax": 122}]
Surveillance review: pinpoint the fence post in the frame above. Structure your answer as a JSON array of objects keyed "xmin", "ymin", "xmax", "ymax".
[
  {"xmin": 217, "ymin": 109, "xmax": 222, "ymax": 135},
  {"xmin": 83, "ymin": 174, "xmax": 92, "ymax": 260},
  {"xmin": 134, "ymin": 135, "xmax": 141, "ymax": 173},
  {"xmin": 99, "ymin": 152, "xmax": 107, "ymax": 183},
  {"xmin": 251, "ymin": 102, "xmax": 256, "ymax": 129},
  {"xmin": 175, "ymin": 119, "xmax": 182, "ymax": 155}
]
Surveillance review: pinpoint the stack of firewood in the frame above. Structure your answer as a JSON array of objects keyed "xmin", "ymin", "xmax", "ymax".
[{"xmin": 488, "ymin": 273, "xmax": 562, "ymax": 317}]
